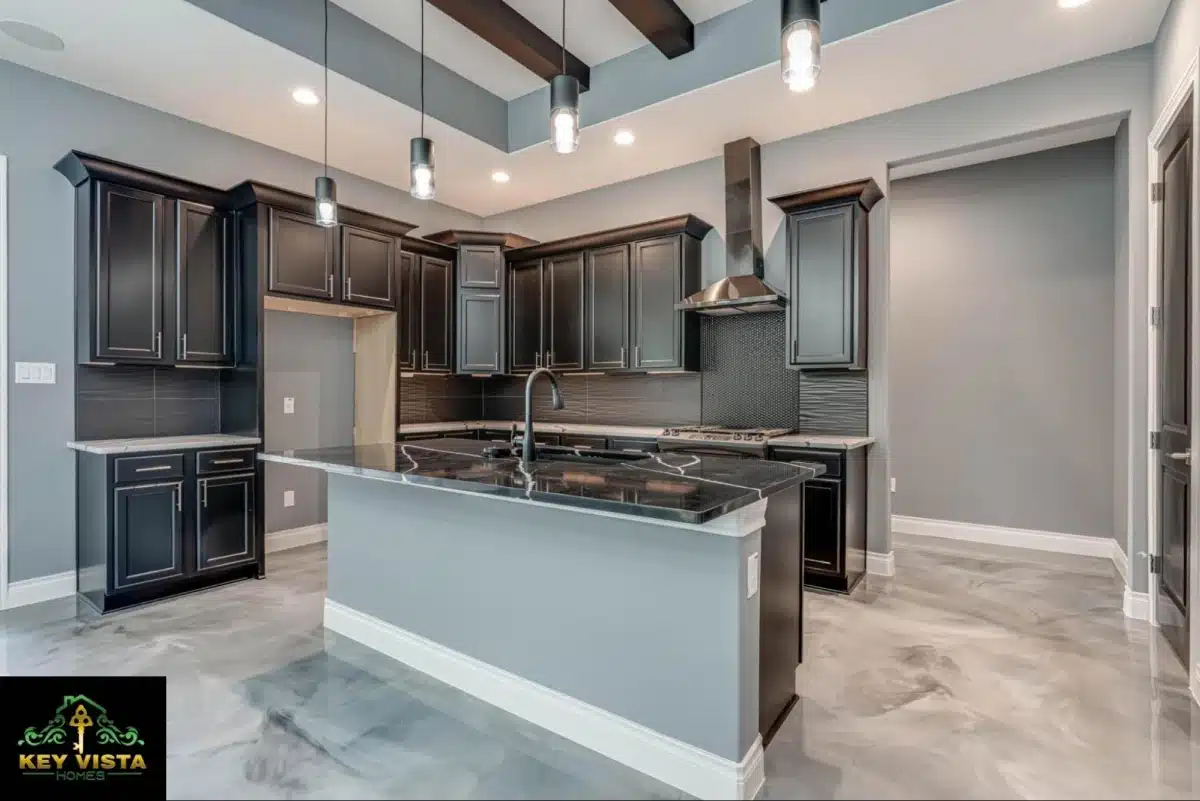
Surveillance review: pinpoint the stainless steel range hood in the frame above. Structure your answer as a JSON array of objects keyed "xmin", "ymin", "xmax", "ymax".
[{"xmin": 677, "ymin": 138, "xmax": 785, "ymax": 315}]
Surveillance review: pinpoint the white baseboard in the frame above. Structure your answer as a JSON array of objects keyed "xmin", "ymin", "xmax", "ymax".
[
  {"xmin": 1111, "ymin": 542, "xmax": 1129, "ymax": 584},
  {"xmin": 1123, "ymin": 587, "xmax": 1151, "ymax": 622},
  {"xmin": 866, "ymin": 551, "xmax": 894, "ymax": 577},
  {"xmin": 892, "ymin": 515, "xmax": 1116, "ymax": 558},
  {"xmin": 324, "ymin": 599, "xmax": 763, "ymax": 800},
  {"xmin": 265, "ymin": 523, "xmax": 328, "ymax": 554},
  {"xmin": 5, "ymin": 570, "xmax": 74, "ymax": 609}
]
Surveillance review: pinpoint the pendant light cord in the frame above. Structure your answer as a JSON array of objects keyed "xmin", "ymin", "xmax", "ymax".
[
  {"xmin": 420, "ymin": 0, "xmax": 425, "ymax": 139},
  {"xmin": 323, "ymin": 0, "xmax": 329, "ymax": 178},
  {"xmin": 560, "ymin": 0, "xmax": 566, "ymax": 75}
]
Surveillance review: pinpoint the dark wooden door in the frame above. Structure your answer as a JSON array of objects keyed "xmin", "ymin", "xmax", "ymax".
[
  {"xmin": 175, "ymin": 200, "xmax": 230, "ymax": 365},
  {"xmin": 788, "ymin": 204, "xmax": 857, "ymax": 367},
  {"xmin": 1156, "ymin": 97, "xmax": 1192, "ymax": 666},
  {"xmin": 95, "ymin": 182, "xmax": 167, "ymax": 363},
  {"xmin": 543, "ymin": 252, "xmax": 585, "ymax": 371},
  {"xmin": 267, "ymin": 207, "xmax": 335, "ymax": 299},
  {"xmin": 459, "ymin": 245, "xmax": 503, "ymax": 289},
  {"xmin": 587, "ymin": 244, "xmax": 630, "ymax": 370},
  {"xmin": 632, "ymin": 235, "xmax": 683, "ymax": 369},
  {"xmin": 196, "ymin": 473, "xmax": 256, "ymax": 571},
  {"xmin": 420, "ymin": 255, "xmax": 453, "ymax": 372},
  {"xmin": 802, "ymin": 478, "xmax": 842, "ymax": 576},
  {"xmin": 341, "ymin": 225, "xmax": 396, "ymax": 308},
  {"xmin": 458, "ymin": 292, "xmax": 503, "ymax": 373},
  {"xmin": 509, "ymin": 259, "xmax": 543, "ymax": 372},
  {"xmin": 397, "ymin": 252, "xmax": 420, "ymax": 370},
  {"xmin": 112, "ymin": 480, "xmax": 184, "ymax": 589}
]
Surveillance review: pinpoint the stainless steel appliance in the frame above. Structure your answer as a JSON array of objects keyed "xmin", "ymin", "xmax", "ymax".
[{"xmin": 657, "ymin": 423, "xmax": 803, "ymax": 744}]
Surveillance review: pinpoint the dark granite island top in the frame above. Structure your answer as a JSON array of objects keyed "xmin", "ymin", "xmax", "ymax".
[{"xmin": 260, "ymin": 437, "xmax": 823, "ymax": 525}]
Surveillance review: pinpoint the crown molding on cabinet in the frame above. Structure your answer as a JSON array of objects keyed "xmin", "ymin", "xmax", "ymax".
[
  {"xmin": 423, "ymin": 230, "xmax": 539, "ymax": 249},
  {"xmin": 228, "ymin": 181, "xmax": 418, "ymax": 238},
  {"xmin": 400, "ymin": 235, "xmax": 457, "ymax": 259},
  {"xmin": 55, "ymin": 151, "xmax": 229, "ymax": 208},
  {"xmin": 505, "ymin": 214, "xmax": 713, "ymax": 262},
  {"xmin": 768, "ymin": 179, "xmax": 884, "ymax": 215}
]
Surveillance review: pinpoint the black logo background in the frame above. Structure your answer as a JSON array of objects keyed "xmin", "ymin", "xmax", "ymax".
[{"xmin": 1, "ymin": 676, "xmax": 166, "ymax": 800}]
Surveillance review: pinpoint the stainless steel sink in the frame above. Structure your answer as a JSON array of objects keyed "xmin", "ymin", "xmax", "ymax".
[{"xmin": 481, "ymin": 445, "xmax": 652, "ymax": 465}]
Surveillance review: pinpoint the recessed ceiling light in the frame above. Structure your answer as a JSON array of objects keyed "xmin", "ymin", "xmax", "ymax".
[
  {"xmin": 614, "ymin": 130, "xmax": 636, "ymax": 146},
  {"xmin": 0, "ymin": 20, "xmax": 65, "ymax": 51},
  {"xmin": 1056, "ymin": 0, "xmax": 1091, "ymax": 8},
  {"xmin": 291, "ymin": 87, "xmax": 320, "ymax": 106},
  {"xmin": 491, "ymin": 171, "xmax": 511, "ymax": 184}
]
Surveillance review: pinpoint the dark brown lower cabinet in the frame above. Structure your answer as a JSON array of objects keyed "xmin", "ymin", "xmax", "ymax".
[
  {"xmin": 77, "ymin": 447, "xmax": 261, "ymax": 614},
  {"xmin": 770, "ymin": 446, "xmax": 868, "ymax": 594}
]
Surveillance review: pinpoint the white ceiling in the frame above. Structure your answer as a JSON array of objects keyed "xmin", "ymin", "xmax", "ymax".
[
  {"xmin": 0, "ymin": 0, "xmax": 1172, "ymax": 218},
  {"xmin": 336, "ymin": 0, "xmax": 753, "ymax": 101}
]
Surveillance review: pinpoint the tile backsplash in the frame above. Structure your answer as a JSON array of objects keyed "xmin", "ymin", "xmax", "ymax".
[
  {"xmin": 75, "ymin": 365, "xmax": 221, "ymax": 440},
  {"xmin": 398, "ymin": 374, "xmax": 484, "ymax": 425},
  {"xmin": 483, "ymin": 373, "xmax": 702, "ymax": 427}
]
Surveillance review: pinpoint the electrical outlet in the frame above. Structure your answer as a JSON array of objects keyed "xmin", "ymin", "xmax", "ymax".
[
  {"xmin": 890, "ymin": 477, "xmax": 896, "ymax": 493},
  {"xmin": 283, "ymin": 490, "xmax": 295, "ymax": 508},
  {"xmin": 746, "ymin": 552, "xmax": 761, "ymax": 599},
  {"xmin": 284, "ymin": 397, "xmax": 295, "ymax": 415},
  {"xmin": 15, "ymin": 362, "xmax": 55, "ymax": 384}
]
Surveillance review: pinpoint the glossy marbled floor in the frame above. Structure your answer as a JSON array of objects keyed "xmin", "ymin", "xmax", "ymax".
[{"xmin": 0, "ymin": 537, "xmax": 1196, "ymax": 799}]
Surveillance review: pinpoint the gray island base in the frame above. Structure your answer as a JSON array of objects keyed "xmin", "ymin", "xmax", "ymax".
[{"xmin": 260, "ymin": 439, "xmax": 823, "ymax": 799}]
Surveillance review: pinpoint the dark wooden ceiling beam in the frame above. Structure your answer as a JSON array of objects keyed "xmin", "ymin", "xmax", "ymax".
[
  {"xmin": 428, "ymin": 0, "xmax": 590, "ymax": 91},
  {"xmin": 607, "ymin": 0, "xmax": 694, "ymax": 59}
]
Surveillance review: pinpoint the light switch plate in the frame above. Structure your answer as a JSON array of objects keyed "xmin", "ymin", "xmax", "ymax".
[
  {"xmin": 890, "ymin": 477, "xmax": 896, "ymax": 493},
  {"xmin": 746, "ymin": 552, "xmax": 761, "ymax": 599},
  {"xmin": 283, "ymin": 490, "xmax": 295, "ymax": 508},
  {"xmin": 15, "ymin": 362, "xmax": 55, "ymax": 384},
  {"xmin": 284, "ymin": 397, "xmax": 295, "ymax": 415}
]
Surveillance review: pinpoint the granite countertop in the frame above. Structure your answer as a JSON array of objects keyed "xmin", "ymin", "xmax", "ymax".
[
  {"xmin": 68, "ymin": 434, "xmax": 263, "ymax": 455},
  {"xmin": 397, "ymin": 421, "xmax": 874, "ymax": 450},
  {"xmin": 261, "ymin": 437, "xmax": 824, "ymax": 525}
]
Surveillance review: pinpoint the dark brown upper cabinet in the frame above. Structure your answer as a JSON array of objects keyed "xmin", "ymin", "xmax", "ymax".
[
  {"xmin": 543, "ymin": 253, "xmax": 585, "ymax": 371},
  {"xmin": 509, "ymin": 259, "xmax": 544, "ymax": 372},
  {"xmin": 419, "ymin": 254, "xmax": 454, "ymax": 373},
  {"xmin": 341, "ymin": 225, "xmax": 396, "ymax": 309},
  {"xmin": 397, "ymin": 251, "xmax": 421, "ymax": 371},
  {"xmin": 56, "ymin": 152, "xmax": 236, "ymax": 367},
  {"xmin": 457, "ymin": 292, "xmax": 503, "ymax": 373},
  {"xmin": 458, "ymin": 245, "xmax": 503, "ymax": 289},
  {"xmin": 267, "ymin": 208, "xmax": 336, "ymax": 300},
  {"xmin": 631, "ymin": 235, "xmax": 686, "ymax": 370},
  {"xmin": 175, "ymin": 200, "xmax": 232, "ymax": 365},
  {"xmin": 587, "ymin": 244, "xmax": 630, "ymax": 370},
  {"xmin": 769, "ymin": 179, "xmax": 882, "ymax": 371}
]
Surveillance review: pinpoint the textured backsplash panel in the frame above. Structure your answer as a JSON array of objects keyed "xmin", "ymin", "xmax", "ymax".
[
  {"xmin": 795, "ymin": 371, "xmax": 869, "ymax": 435},
  {"xmin": 398, "ymin": 374, "xmax": 484, "ymax": 424},
  {"xmin": 483, "ymin": 373, "xmax": 701, "ymax": 426},
  {"xmin": 76, "ymin": 365, "xmax": 221, "ymax": 440}
]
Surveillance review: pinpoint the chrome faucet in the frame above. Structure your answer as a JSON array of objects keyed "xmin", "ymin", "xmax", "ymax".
[{"xmin": 523, "ymin": 368, "xmax": 565, "ymax": 464}]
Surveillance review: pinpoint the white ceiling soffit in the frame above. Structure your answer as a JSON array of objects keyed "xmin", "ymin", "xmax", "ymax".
[{"xmin": 0, "ymin": 0, "xmax": 1170, "ymax": 217}]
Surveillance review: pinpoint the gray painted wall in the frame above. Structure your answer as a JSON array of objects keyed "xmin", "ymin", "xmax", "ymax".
[
  {"xmin": 326, "ymin": 473, "xmax": 760, "ymax": 762},
  {"xmin": 889, "ymin": 140, "xmax": 1117, "ymax": 539},
  {"xmin": 1114, "ymin": 120, "xmax": 1131, "ymax": 554},
  {"xmin": 263, "ymin": 311, "xmax": 355, "ymax": 534},
  {"xmin": 1, "ymin": 58, "xmax": 479, "ymax": 582},
  {"xmin": 489, "ymin": 47, "xmax": 1153, "ymax": 559}
]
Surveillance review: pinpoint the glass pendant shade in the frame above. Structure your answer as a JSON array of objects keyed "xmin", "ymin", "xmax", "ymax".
[
  {"xmin": 314, "ymin": 175, "xmax": 338, "ymax": 227},
  {"xmin": 410, "ymin": 137, "xmax": 436, "ymax": 200},
  {"xmin": 549, "ymin": 74, "xmax": 580, "ymax": 155},
  {"xmin": 781, "ymin": 0, "xmax": 821, "ymax": 92}
]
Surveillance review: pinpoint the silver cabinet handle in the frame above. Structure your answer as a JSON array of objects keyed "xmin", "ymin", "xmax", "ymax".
[
  {"xmin": 424, "ymin": 350, "xmax": 429, "ymax": 370},
  {"xmin": 620, "ymin": 345, "xmax": 625, "ymax": 365},
  {"xmin": 174, "ymin": 487, "xmax": 181, "ymax": 511},
  {"xmin": 156, "ymin": 331, "xmax": 162, "ymax": 358},
  {"xmin": 411, "ymin": 349, "xmax": 416, "ymax": 368},
  {"xmin": 210, "ymin": 458, "xmax": 243, "ymax": 465},
  {"xmin": 201, "ymin": 478, "xmax": 208, "ymax": 508},
  {"xmin": 535, "ymin": 352, "xmax": 541, "ymax": 368},
  {"xmin": 634, "ymin": 344, "xmax": 640, "ymax": 365},
  {"xmin": 1168, "ymin": 451, "xmax": 1192, "ymax": 464},
  {"xmin": 494, "ymin": 351, "xmax": 499, "ymax": 370},
  {"xmin": 181, "ymin": 333, "xmax": 188, "ymax": 359},
  {"xmin": 346, "ymin": 275, "xmax": 352, "ymax": 297},
  {"xmin": 136, "ymin": 465, "xmax": 172, "ymax": 473}
]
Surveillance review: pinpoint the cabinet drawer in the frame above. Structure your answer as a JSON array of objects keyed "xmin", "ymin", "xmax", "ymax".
[
  {"xmin": 480, "ymin": 428, "xmax": 515, "ymax": 443},
  {"xmin": 114, "ymin": 453, "xmax": 185, "ymax": 484},
  {"xmin": 770, "ymin": 448, "xmax": 842, "ymax": 478},
  {"xmin": 608, "ymin": 437, "xmax": 658, "ymax": 453},
  {"xmin": 560, "ymin": 434, "xmax": 608, "ymax": 450},
  {"xmin": 197, "ymin": 448, "xmax": 257, "ymax": 475}
]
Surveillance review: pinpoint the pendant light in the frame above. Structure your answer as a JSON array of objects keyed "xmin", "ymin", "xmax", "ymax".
[
  {"xmin": 781, "ymin": 0, "xmax": 821, "ymax": 93},
  {"xmin": 549, "ymin": 0, "xmax": 579, "ymax": 155},
  {"xmin": 410, "ymin": 0, "xmax": 435, "ymax": 200},
  {"xmin": 315, "ymin": 0, "xmax": 338, "ymax": 226}
]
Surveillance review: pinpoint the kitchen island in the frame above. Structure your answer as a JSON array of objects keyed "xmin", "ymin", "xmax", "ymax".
[{"xmin": 260, "ymin": 438, "xmax": 823, "ymax": 799}]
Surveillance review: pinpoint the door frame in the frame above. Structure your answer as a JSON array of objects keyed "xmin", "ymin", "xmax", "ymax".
[
  {"xmin": 0, "ymin": 154, "xmax": 8, "ymax": 611},
  {"xmin": 1146, "ymin": 50, "xmax": 1199, "ymax": 696}
]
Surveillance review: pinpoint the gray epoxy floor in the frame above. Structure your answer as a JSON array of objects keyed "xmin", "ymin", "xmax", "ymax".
[{"xmin": 1, "ymin": 536, "xmax": 1196, "ymax": 799}]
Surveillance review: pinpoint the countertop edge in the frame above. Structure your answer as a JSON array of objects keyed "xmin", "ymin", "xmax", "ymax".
[{"xmin": 68, "ymin": 435, "xmax": 263, "ymax": 455}]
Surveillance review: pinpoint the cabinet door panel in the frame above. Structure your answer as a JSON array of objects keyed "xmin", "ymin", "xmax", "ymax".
[
  {"xmin": 459, "ymin": 245, "xmax": 503, "ymax": 289},
  {"xmin": 458, "ymin": 292, "xmax": 502, "ymax": 373},
  {"xmin": 196, "ymin": 473, "xmax": 256, "ymax": 571},
  {"xmin": 789, "ymin": 205, "xmax": 855, "ymax": 366},
  {"xmin": 632, "ymin": 236, "xmax": 683, "ymax": 369},
  {"xmin": 544, "ymin": 253, "xmax": 585, "ymax": 371},
  {"xmin": 113, "ymin": 481, "xmax": 183, "ymax": 589},
  {"xmin": 803, "ymin": 478, "xmax": 842, "ymax": 574},
  {"xmin": 397, "ymin": 252, "xmax": 420, "ymax": 370},
  {"xmin": 176, "ymin": 200, "xmax": 230, "ymax": 364},
  {"xmin": 268, "ymin": 208, "xmax": 335, "ymax": 299},
  {"xmin": 96, "ymin": 182, "xmax": 166, "ymax": 362},
  {"xmin": 420, "ymin": 255, "xmax": 453, "ymax": 372},
  {"xmin": 587, "ymin": 245, "xmax": 630, "ymax": 370},
  {"xmin": 509, "ymin": 260, "xmax": 543, "ymax": 372},
  {"xmin": 342, "ymin": 226, "xmax": 395, "ymax": 308}
]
